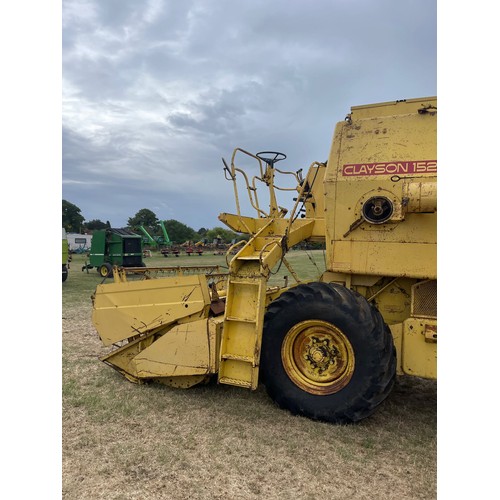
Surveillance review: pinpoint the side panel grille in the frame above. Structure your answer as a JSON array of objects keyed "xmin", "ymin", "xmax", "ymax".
[{"xmin": 411, "ymin": 280, "xmax": 437, "ymax": 318}]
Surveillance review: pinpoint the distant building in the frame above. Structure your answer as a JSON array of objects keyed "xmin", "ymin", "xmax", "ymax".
[{"xmin": 67, "ymin": 233, "xmax": 93, "ymax": 252}]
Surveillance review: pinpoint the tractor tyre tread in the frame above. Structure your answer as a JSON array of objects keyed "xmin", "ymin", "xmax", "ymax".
[{"xmin": 261, "ymin": 282, "xmax": 396, "ymax": 423}]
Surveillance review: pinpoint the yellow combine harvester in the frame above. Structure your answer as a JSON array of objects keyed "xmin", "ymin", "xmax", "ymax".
[{"xmin": 92, "ymin": 97, "xmax": 437, "ymax": 423}]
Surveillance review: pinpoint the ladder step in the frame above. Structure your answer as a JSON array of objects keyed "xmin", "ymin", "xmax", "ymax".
[
  {"xmin": 221, "ymin": 353, "xmax": 255, "ymax": 363},
  {"xmin": 229, "ymin": 280, "xmax": 260, "ymax": 286},
  {"xmin": 218, "ymin": 377, "xmax": 253, "ymax": 389},
  {"xmin": 217, "ymin": 230, "xmax": 283, "ymax": 391},
  {"xmin": 225, "ymin": 316, "xmax": 257, "ymax": 323}
]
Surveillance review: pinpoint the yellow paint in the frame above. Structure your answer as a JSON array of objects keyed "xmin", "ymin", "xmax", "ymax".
[
  {"xmin": 134, "ymin": 319, "xmax": 211, "ymax": 378},
  {"xmin": 388, "ymin": 324, "xmax": 404, "ymax": 376},
  {"xmin": 324, "ymin": 97, "xmax": 437, "ymax": 280},
  {"xmin": 92, "ymin": 274, "xmax": 211, "ymax": 346},
  {"xmin": 402, "ymin": 317, "xmax": 437, "ymax": 379},
  {"xmin": 99, "ymin": 316, "xmax": 223, "ymax": 385}
]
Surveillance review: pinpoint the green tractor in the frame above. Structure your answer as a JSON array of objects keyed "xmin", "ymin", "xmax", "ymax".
[{"xmin": 85, "ymin": 228, "xmax": 145, "ymax": 278}]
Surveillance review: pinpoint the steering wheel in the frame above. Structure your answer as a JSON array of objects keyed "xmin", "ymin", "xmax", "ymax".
[{"xmin": 256, "ymin": 151, "xmax": 287, "ymax": 167}]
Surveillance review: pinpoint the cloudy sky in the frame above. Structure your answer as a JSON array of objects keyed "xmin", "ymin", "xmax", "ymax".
[{"xmin": 62, "ymin": 0, "xmax": 437, "ymax": 230}]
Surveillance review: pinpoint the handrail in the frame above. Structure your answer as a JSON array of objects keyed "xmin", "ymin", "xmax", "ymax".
[
  {"xmin": 224, "ymin": 147, "xmax": 308, "ymax": 221},
  {"xmin": 225, "ymin": 239, "xmax": 247, "ymax": 267}
]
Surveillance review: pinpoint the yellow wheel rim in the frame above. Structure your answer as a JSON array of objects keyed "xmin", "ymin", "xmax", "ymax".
[{"xmin": 281, "ymin": 319, "xmax": 355, "ymax": 395}]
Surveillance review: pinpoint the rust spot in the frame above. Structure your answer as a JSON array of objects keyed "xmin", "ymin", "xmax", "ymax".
[{"xmin": 424, "ymin": 324, "xmax": 437, "ymax": 343}]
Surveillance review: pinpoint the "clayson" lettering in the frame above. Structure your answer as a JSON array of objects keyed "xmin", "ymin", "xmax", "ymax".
[{"xmin": 342, "ymin": 160, "xmax": 437, "ymax": 176}]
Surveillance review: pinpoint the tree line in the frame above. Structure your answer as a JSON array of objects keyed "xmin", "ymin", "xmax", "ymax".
[{"xmin": 62, "ymin": 200, "xmax": 244, "ymax": 245}]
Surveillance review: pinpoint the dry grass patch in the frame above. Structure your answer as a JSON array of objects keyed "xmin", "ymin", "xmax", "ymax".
[{"xmin": 62, "ymin": 252, "xmax": 436, "ymax": 499}]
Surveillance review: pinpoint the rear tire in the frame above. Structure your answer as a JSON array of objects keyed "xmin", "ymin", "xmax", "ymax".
[
  {"xmin": 98, "ymin": 263, "xmax": 113, "ymax": 278},
  {"xmin": 261, "ymin": 282, "xmax": 396, "ymax": 423},
  {"xmin": 62, "ymin": 265, "xmax": 68, "ymax": 282}
]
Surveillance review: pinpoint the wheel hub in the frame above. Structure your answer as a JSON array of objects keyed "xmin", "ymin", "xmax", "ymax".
[
  {"xmin": 305, "ymin": 336, "xmax": 340, "ymax": 373},
  {"xmin": 281, "ymin": 320, "xmax": 355, "ymax": 395}
]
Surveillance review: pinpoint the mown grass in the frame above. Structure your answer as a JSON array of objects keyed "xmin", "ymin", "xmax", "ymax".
[{"xmin": 62, "ymin": 251, "xmax": 436, "ymax": 499}]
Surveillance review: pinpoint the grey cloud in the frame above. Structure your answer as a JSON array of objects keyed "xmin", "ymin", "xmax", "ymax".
[{"xmin": 63, "ymin": 0, "xmax": 436, "ymax": 229}]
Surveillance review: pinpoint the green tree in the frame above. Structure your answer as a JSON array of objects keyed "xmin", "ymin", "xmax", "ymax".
[
  {"xmin": 205, "ymin": 226, "xmax": 242, "ymax": 244},
  {"xmin": 84, "ymin": 219, "xmax": 108, "ymax": 230},
  {"xmin": 62, "ymin": 200, "xmax": 85, "ymax": 232},
  {"xmin": 127, "ymin": 209, "xmax": 159, "ymax": 233},
  {"xmin": 164, "ymin": 219, "xmax": 197, "ymax": 244}
]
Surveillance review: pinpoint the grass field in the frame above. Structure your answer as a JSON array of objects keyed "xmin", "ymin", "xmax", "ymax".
[{"xmin": 62, "ymin": 251, "xmax": 436, "ymax": 499}]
